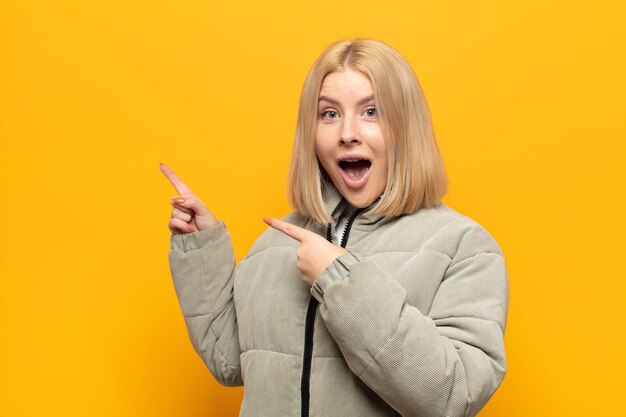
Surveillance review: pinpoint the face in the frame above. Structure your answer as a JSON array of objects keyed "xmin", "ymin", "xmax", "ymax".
[{"xmin": 316, "ymin": 68, "xmax": 388, "ymax": 209}]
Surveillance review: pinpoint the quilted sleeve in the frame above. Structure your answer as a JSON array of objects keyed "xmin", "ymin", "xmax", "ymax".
[
  {"xmin": 310, "ymin": 225, "xmax": 509, "ymax": 417},
  {"xmin": 168, "ymin": 221, "xmax": 242, "ymax": 387}
]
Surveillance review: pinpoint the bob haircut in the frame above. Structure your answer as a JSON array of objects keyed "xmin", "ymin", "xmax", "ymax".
[{"xmin": 288, "ymin": 39, "xmax": 448, "ymax": 224}]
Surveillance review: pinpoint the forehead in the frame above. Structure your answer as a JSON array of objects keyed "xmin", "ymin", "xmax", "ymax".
[{"xmin": 319, "ymin": 69, "xmax": 373, "ymax": 99}]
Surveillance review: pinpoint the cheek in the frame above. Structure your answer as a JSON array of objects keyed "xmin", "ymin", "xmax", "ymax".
[
  {"xmin": 314, "ymin": 139, "xmax": 332, "ymax": 171},
  {"xmin": 315, "ymin": 129, "xmax": 334, "ymax": 156},
  {"xmin": 363, "ymin": 126, "xmax": 387, "ymax": 155},
  {"xmin": 314, "ymin": 138, "xmax": 324, "ymax": 161}
]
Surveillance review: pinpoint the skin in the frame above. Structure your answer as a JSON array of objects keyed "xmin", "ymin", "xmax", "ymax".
[
  {"xmin": 160, "ymin": 163, "xmax": 217, "ymax": 233},
  {"xmin": 316, "ymin": 68, "xmax": 388, "ymax": 208},
  {"xmin": 160, "ymin": 163, "xmax": 345, "ymax": 286},
  {"xmin": 160, "ymin": 69, "xmax": 387, "ymax": 285}
]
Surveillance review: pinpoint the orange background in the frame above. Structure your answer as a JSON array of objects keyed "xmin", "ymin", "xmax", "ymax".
[{"xmin": 1, "ymin": 1, "xmax": 625, "ymax": 416}]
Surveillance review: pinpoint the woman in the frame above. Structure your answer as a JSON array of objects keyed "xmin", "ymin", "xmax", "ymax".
[{"xmin": 162, "ymin": 38, "xmax": 509, "ymax": 417}]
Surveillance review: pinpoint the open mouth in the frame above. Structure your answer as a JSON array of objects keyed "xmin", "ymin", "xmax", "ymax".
[{"xmin": 338, "ymin": 159, "xmax": 371, "ymax": 180}]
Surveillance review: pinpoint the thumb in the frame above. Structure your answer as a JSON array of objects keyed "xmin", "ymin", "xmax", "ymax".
[{"xmin": 171, "ymin": 195, "xmax": 211, "ymax": 217}]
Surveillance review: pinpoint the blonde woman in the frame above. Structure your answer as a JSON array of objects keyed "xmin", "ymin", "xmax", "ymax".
[{"xmin": 161, "ymin": 39, "xmax": 509, "ymax": 417}]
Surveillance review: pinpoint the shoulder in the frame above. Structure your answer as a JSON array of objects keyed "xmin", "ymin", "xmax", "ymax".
[
  {"xmin": 381, "ymin": 203, "xmax": 504, "ymax": 264},
  {"xmin": 243, "ymin": 211, "xmax": 317, "ymax": 259}
]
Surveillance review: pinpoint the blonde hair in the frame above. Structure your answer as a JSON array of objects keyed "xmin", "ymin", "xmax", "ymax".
[{"xmin": 288, "ymin": 39, "xmax": 447, "ymax": 224}]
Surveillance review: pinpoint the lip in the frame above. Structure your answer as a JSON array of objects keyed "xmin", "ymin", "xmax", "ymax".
[
  {"xmin": 338, "ymin": 152, "xmax": 370, "ymax": 162},
  {"xmin": 337, "ymin": 153, "xmax": 372, "ymax": 190}
]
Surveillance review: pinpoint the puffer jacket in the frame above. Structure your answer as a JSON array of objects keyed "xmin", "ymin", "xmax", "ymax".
[{"xmin": 168, "ymin": 184, "xmax": 509, "ymax": 417}]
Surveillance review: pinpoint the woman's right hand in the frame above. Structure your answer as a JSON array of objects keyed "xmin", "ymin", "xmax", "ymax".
[{"xmin": 160, "ymin": 163, "xmax": 218, "ymax": 234}]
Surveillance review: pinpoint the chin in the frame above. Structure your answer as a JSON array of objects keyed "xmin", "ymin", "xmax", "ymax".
[{"xmin": 344, "ymin": 192, "xmax": 376, "ymax": 209}]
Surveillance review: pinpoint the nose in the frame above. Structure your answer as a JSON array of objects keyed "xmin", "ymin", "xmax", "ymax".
[{"xmin": 339, "ymin": 117, "xmax": 361, "ymax": 145}]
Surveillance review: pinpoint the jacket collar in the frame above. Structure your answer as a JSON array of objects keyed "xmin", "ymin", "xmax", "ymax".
[{"xmin": 322, "ymin": 182, "xmax": 346, "ymax": 221}]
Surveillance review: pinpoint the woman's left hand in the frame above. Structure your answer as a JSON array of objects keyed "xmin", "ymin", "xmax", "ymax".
[{"xmin": 263, "ymin": 217, "xmax": 347, "ymax": 286}]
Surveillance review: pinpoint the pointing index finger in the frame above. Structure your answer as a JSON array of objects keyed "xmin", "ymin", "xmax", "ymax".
[
  {"xmin": 159, "ymin": 163, "xmax": 194, "ymax": 196},
  {"xmin": 263, "ymin": 217, "xmax": 312, "ymax": 243}
]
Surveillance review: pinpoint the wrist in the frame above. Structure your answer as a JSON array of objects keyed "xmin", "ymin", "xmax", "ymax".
[{"xmin": 197, "ymin": 215, "xmax": 219, "ymax": 231}]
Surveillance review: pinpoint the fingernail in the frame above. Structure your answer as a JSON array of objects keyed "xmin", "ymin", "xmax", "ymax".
[
  {"xmin": 173, "ymin": 198, "xmax": 185, "ymax": 204},
  {"xmin": 262, "ymin": 217, "xmax": 272, "ymax": 226}
]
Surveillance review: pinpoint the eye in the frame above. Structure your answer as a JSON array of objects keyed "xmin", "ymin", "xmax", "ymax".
[
  {"xmin": 364, "ymin": 107, "xmax": 377, "ymax": 118},
  {"xmin": 321, "ymin": 110, "xmax": 339, "ymax": 119}
]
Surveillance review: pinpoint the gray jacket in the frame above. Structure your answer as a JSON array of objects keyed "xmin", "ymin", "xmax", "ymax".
[{"xmin": 168, "ymin": 185, "xmax": 509, "ymax": 417}]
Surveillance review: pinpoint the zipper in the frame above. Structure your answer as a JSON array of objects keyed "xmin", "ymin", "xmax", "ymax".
[
  {"xmin": 327, "ymin": 198, "xmax": 346, "ymax": 243},
  {"xmin": 300, "ymin": 199, "xmax": 364, "ymax": 417},
  {"xmin": 300, "ymin": 298, "xmax": 318, "ymax": 417},
  {"xmin": 339, "ymin": 205, "xmax": 365, "ymax": 248}
]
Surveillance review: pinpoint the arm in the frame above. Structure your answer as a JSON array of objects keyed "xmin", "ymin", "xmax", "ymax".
[
  {"xmin": 168, "ymin": 221, "xmax": 243, "ymax": 387},
  {"xmin": 310, "ymin": 227, "xmax": 509, "ymax": 417}
]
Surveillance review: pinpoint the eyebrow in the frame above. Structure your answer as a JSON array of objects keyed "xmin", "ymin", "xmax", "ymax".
[{"xmin": 318, "ymin": 94, "xmax": 375, "ymax": 106}]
